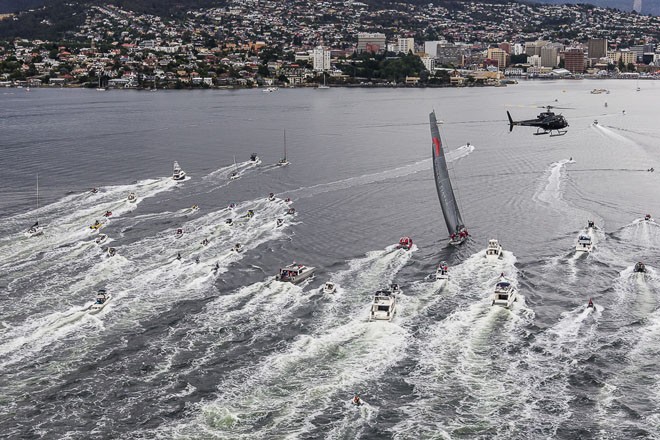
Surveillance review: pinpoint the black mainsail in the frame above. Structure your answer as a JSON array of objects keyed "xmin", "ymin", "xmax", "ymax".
[{"xmin": 429, "ymin": 111, "xmax": 468, "ymax": 244}]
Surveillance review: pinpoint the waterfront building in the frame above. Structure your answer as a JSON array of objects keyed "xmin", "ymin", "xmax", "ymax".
[
  {"xmin": 312, "ymin": 46, "xmax": 331, "ymax": 71},
  {"xmin": 396, "ymin": 37, "xmax": 415, "ymax": 54},
  {"xmin": 357, "ymin": 33, "xmax": 386, "ymax": 54},
  {"xmin": 564, "ymin": 48, "xmax": 585, "ymax": 73},
  {"xmin": 487, "ymin": 47, "xmax": 508, "ymax": 69},
  {"xmin": 540, "ymin": 46, "xmax": 559, "ymax": 68},
  {"xmin": 588, "ymin": 38, "xmax": 608, "ymax": 60}
]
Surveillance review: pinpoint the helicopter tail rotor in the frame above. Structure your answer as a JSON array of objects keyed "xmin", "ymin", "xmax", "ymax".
[{"xmin": 507, "ymin": 111, "xmax": 514, "ymax": 132}]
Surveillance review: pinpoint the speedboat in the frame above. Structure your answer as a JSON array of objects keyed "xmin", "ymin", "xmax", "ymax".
[
  {"xmin": 127, "ymin": 192, "xmax": 137, "ymax": 203},
  {"xmin": 575, "ymin": 234, "xmax": 593, "ymax": 253},
  {"xmin": 587, "ymin": 298, "xmax": 594, "ymax": 309},
  {"xmin": 587, "ymin": 220, "xmax": 596, "ymax": 230},
  {"xmin": 276, "ymin": 218, "xmax": 284, "ymax": 228},
  {"xmin": 593, "ymin": 119, "xmax": 598, "ymax": 125},
  {"xmin": 250, "ymin": 153, "xmax": 261, "ymax": 164},
  {"xmin": 172, "ymin": 161, "xmax": 186, "ymax": 181},
  {"xmin": 24, "ymin": 222, "xmax": 44, "ymax": 238},
  {"xmin": 89, "ymin": 220, "xmax": 103, "ymax": 232},
  {"xmin": 95, "ymin": 233, "xmax": 108, "ymax": 244},
  {"xmin": 263, "ymin": 87, "xmax": 278, "ymax": 93},
  {"xmin": 225, "ymin": 218, "xmax": 234, "ymax": 226},
  {"xmin": 284, "ymin": 197, "xmax": 293, "ymax": 204},
  {"xmin": 644, "ymin": 214, "xmax": 653, "ymax": 222},
  {"xmin": 370, "ymin": 285, "xmax": 398, "ymax": 321},
  {"xmin": 485, "ymin": 239, "xmax": 503, "ymax": 260},
  {"xmin": 322, "ymin": 282, "xmax": 337, "ymax": 294},
  {"xmin": 231, "ymin": 243, "xmax": 243, "ymax": 253},
  {"xmin": 103, "ymin": 210, "xmax": 112, "ymax": 217},
  {"xmin": 396, "ymin": 236, "xmax": 413, "ymax": 251},
  {"xmin": 175, "ymin": 228, "xmax": 184, "ymax": 238},
  {"xmin": 491, "ymin": 275, "xmax": 518, "ymax": 308},
  {"xmin": 88, "ymin": 289, "xmax": 111, "ymax": 313},
  {"xmin": 229, "ymin": 170, "xmax": 240, "ymax": 180},
  {"xmin": 267, "ymin": 192, "xmax": 276, "ymax": 201},
  {"xmin": 107, "ymin": 247, "xmax": 117, "ymax": 257},
  {"xmin": 634, "ymin": 262, "xmax": 646, "ymax": 273},
  {"xmin": 189, "ymin": 205, "xmax": 199, "ymax": 213},
  {"xmin": 275, "ymin": 263, "xmax": 316, "ymax": 284},
  {"xmin": 435, "ymin": 262, "xmax": 449, "ymax": 286},
  {"xmin": 234, "ymin": 210, "xmax": 254, "ymax": 224},
  {"xmin": 286, "ymin": 207, "xmax": 296, "ymax": 215}
]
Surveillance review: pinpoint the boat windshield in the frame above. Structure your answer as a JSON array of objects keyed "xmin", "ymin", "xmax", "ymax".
[
  {"xmin": 496, "ymin": 282, "xmax": 510, "ymax": 289},
  {"xmin": 377, "ymin": 305, "xmax": 390, "ymax": 312}
]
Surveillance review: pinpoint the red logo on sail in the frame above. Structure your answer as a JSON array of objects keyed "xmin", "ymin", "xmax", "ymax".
[{"xmin": 433, "ymin": 137, "xmax": 441, "ymax": 156}]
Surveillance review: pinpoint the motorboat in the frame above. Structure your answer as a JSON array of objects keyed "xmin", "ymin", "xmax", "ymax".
[
  {"xmin": 275, "ymin": 263, "xmax": 316, "ymax": 284},
  {"xmin": 228, "ymin": 203, "xmax": 236, "ymax": 210},
  {"xmin": 107, "ymin": 247, "xmax": 117, "ymax": 257},
  {"xmin": 175, "ymin": 228, "xmax": 184, "ymax": 238},
  {"xmin": 89, "ymin": 220, "xmax": 103, "ymax": 232},
  {"xmin": 587, "ymin": 298, "xmax": 594, "ymax": 309},
  {"xmin": 234, "ymin": 210, "xmax": 254, "ymax": 224},
  {"xmin": 351, "ymin": 395, "xmax": 363, "ymax": 407},
  {"xmin": 95, "ymin": 233, "xmax": 108, "ymax": 244},
  {"xmin": 267, "ymin": 192, "xmax": 276, "ymax": 201},
  {"xmin": 127, "ymin": 192, "xmax": 137, "ymax": 203},
  {"xmin": 172, "ymin": 161, "xmax": 186, "ymax": 181},
  {"xmin": 189, "ymin": 204, "xmax": 199, "ymax": 213},
  {"xmin": 491, "ymin": 275, "xmax": 518, "ymax": 308},
  {"xmin": 284, "ymin": 197, "xmax": 293, "ymax": 204},
  {"xmin": 250, "ymin": 153, "xmax": 261, "ymax": 164},
  {"xmin": 485, "ymin": 239, "xmax": 503, "ymax": 260},
  {"xmin": 634, "ymin": 262, "xmax": 647, "ymax": 273},
  {"xmin": 25, "ymin": 221, "xmax": 44, "ymax": 238},
  {"xmin": 225, "ymin": 218, "xmax": 234, "ymax": 226},
  {"xmin": 88, "ymin": 289, "xmax": 111, "ymax": 313},
  {"xmin": 286, "ymin": 207, "xmax": 296, "ymax": 215},
  {"xmin": 103, "ymin": 210, "xmax": 112, "ymax": 217},
  {"xmin": 231, "ymin": 243, "xmax": 243, "ymax": 253},
  {"xmin": 644, "ymin": 214, "xmax": 653, "ymax": 222},
  {"xmin": 263, "ymin": 87, "xmax": 278, "ymax": 93},
  {"xmin": 575, "ymin": 234, "xmax": 593, "ymax": 253},
  {"xmin": 435, "ymin": 261, "xmax": 449, "ymax": 285},
  {"xmin": 396, "ymin": 236, "xmax": 413, "ymax": 251},
  {"xmin": 276, "ymin": 218, "xmax": 284, "ymax": 228},
  {"xmin": 593, "ymin": 119, "xmax": 598, "ymax": 125},
  {"xmin": 587, "ymin": 220, "xmax": 596, "ymax": 231},
  {"xmin": 369, "ymin": 284, "xmax": 399, "ymax": 321},
  {"xmin": 322, "ymin": 282, "xmax": 337, "ymax": 294}
]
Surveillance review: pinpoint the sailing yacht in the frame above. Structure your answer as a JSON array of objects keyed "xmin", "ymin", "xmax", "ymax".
[
  {"xmin": 24, "ymin": 175, "xmax": 44, "ymax": 238},
  {"xmin": 429, "ymin": 111, "xmax": 468, "ymax": 245},
  {"xmin": 277, "ymin": 130, "xmax": 289, "ymax": 166},
  {"xmin": 229, "ymin": 155, "xmax": 240, "ymax": 180}
]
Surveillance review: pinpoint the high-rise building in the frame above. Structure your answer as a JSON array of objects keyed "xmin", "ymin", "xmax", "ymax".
[
  {"xmin": 311, "ymin": 46, "xmax": 331, "ymax": 71},
  {"xmin": 487, "ymin": 47, "xmax": 508, "ymax": 69},
  {"xmin": 525, "ymin": 41, "xmax": 548, "ymax": 57},
  {"xmin": 396, "ymin": 37, "xmax": 415, "ymax": 54},
  {"xmin": 564, "ymin": 48, "xmax": 584, "ymax": 73},
  {"xmin": 424, "ymin": 40, "xmax": 445, "ymax": 58},
  {"xmin": 588, "ymin": 38, "xmax": 608, "ymax": 60},
  {"xmin": 357, "ymin": 33, "xmax": 386, "ymax": 54},
  {"xmin": 540, "ymin": 46, "xmax": 559, "ymax": 68}
]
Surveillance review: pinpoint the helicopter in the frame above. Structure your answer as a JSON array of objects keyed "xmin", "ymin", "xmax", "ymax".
[{"xmin": 507, "ymin": 105, "xmax": 570, "ymax": 136}]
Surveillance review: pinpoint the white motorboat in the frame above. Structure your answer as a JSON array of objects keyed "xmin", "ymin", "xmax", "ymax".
[
  {"xmin": 172, "ymin": 161, "xmax": 186, "ymax": 181},
  {"xmin": 586, "ymin": 220, "xmax": 596, "ymax": 232},
  {"xmin": 575, "ymin": 234, "xmax": 593, "ymax": 253},
  {"xmin": 175, "ymin": 228, "xmax": 184, "ymax": 239},
  {"xmin": 267, "ymin": 192, "xmax": 276, "ymax": 201},
  {"xmin": 634, "ymin": 262, "xmax": 647, "ymax": 273},
  {"xmin": 231, "ymin": 243, "xmax": 243, "ymax": 253},
  {"xmin": 491, "ymin": 276, "xmax": 518, "ymax": 308},
  {"xmin": 188, "ymin": 204, "xmax": 199, "ymax": 214},
  {"xmin": 435, "ymin": 261, "xmax": 449, "ymax": 286},
  {"xmin": 88, "ymin": 289, "xmax": 111, "ymax": 313},
  {"xmin": 107, "ymin": 247, "xmax": 117, "ymax": 257},
  {"xmin": 250, "ymin": 153, "xmax": 261, "ymax": 165},
  {"xmin": 276, "ymin": 218, "xmax": 284, "ymax": 228},
  {"xmin": 485, "ymin": 239, "xmax": 503, "ymax": 260},
  {"xmin": 370, "ymin": 284, "xmax": 399, "ymax": 321},
  {"xmin": 275, "ymin": 263, "xmax": 316, "ymax": 284},
  {"xmin": 24, "ymin": 175, "xmax": 44, "ymax": 238},
  {"xmin": 286, "ymin": 207, "xmax": 295, "ymax": 215},
  {"xmin": 263, "ymin": 87, "xmax": 278, "ymax": 93},
  {"xmin": 95, "ymin": 233, "xmax": 108, "ymax": 244},
  {"xmin": 322, "ymin": 282, "xmax": 337, "ymax": 294},
  {"xmin": 127, "ymin": 192, "xmax": 137, "ymax": 203},
  {"xmin": 225, "ymin": 218, "xmax": 234, "ymax": 226},
  {"xmin": 644, "ymin": 214, "xmax": 653, "ymax": 222}
]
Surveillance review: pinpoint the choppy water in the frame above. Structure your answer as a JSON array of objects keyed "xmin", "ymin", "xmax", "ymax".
[{"xmin": 1, "ymin": 81, "xmax": 660, "ymax": 439}]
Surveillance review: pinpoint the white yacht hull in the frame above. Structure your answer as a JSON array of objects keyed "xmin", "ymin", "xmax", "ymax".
[
  {"xmin": 276, "ymin": 268, "xmax": 315, "ymax": 284},
  {"xmin": 88, "ymin": 294, "xmax": 112, "ymax": 313}
]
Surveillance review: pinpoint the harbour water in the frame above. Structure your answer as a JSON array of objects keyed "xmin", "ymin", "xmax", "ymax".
[{"xmin": 1, "ymin": 81, "xmax": 660, "ymax": 439}]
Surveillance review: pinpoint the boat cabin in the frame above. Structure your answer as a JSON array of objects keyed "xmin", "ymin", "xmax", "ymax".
[
  {"xmin": 634, "ymin": 262, "xmax": 646, "ymax": 273},
  {"xmin": 486, "ymin": 239, "xmax": 502, "ymax": 257},
  {"xmin": 172, "ymin": 161, "xmax": 186, "ymax": 180},
  {"xmin": 492, "ymin": 280, "xmax": 517, "ymax": 308},
  {"xmin": 370, "ymin": 290, "xmax": 396, "ymax": 321}
]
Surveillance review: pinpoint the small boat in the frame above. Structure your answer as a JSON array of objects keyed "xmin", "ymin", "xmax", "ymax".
[
  {"xmin": 201, "ymin": 238, "xmax": 209, "ymax": 246},
  {"xmin": 587, "ymin": 220, "xmax": 596, "ymax": 231},
  {"xmin": 491, "ymin": 275, "xmax": 518, "ymax": 308},
  {"xmin": 175, "ymin": 228, "xmax": 184, "ymax": 238},
  {"xmin": 127, "ymin": 192, "xmax": 137, "ymax": 203},
  {"xmin": 189, "ymin": 204, "xmax": 199, "ymax": 212},
  {"xmin": 250, "ymin": 153, "xmax": 261, "ymax": 164},
  {"xmin": 228, "ymin": 203, "xmax": 236, "ymax": 210},
  {"xmin": 95, "ymin": 233, "xmax": 108, "ymax": 244},
  {"xmin": 88, "ymin": 289, "xmax": 111, "ymax": 313},
  {"xmin": 103, "ymin": 210, "xmax": 112, "ymax": 217},
  {"xmin": 24, "ymin": 175, "xmax": 44, "ymax": 238},
  {"xmin": 369, "ymin": 284, "xmax": 399, "ymax": 321},
  {"xmin": 276, "ymin": 218, "xmax": 284, "ymax": 227},
  {"xmin": 435, "ymin": 261, "xmax": 449, "ymax": 285},
  {"xmin": 634, "ymin": 262, "xmax": 646, "ymax": 273},
  {"xmin": 644, "ymin": 214, "xmax": 653, "ymax": 222},
  {"xmin": 234, "ymin": 210, "xmax": 254, "ymax": 223},
  {"xmin": 284, "ymin": 197, "xmax": 292, "ymax": 204},
  {"xmin": 263, "ymin": 87, "xmax": 278, "ymax": 93},
  {"xmin": 231, "ymin": 243, "xmax": 243, "ymax": 253},
  {"xmin": 172, "ymin": 161, "xmax": 186, "ymax": 181},
  {"xmin": 229, "ymin": 155, "xmax": 240, "ymax": 180},
  {"xmin": 275, "ymin": 263, "xmax": 316, "ymax": 284},
  {"xmin": 107, "ymin": 247, "xmax": 117, "ymax": 257},
  {"xmin": 351, "ymin": 395, "xmax": 362, "ymax": 406},
  {"xmin": 267, "ymin": 192, "xmax": 275, "ymax": 201},
  {"xmin": 485, "ymin": 239, "xmax": 503, "ymax": 260},
  {"xmin": 90, "ymin": 188, "xmax": 99, "ymax": 194},
  {"xmin": 286, "ymin": 207, "xmax": 296, "ymax": 215},
  {"xmin": 225, "ymin": 218, "xmax": 234, "ymax": 226},
  {"xmin": 587, "ymin": 298, "xmax": 594, "ymax": 309},
  {"xmin": 593, "ymin": 119, "xmax": 598, "ymax": 125},
  {"xmin": 89, "ymin": 220, "xmax": 103, "ymax": 231},
  {"xmin": 277, "ymin": 130, "xmax": 289, "ymax": 166},
  {"xmin": 575, "ymin": 234, "xmax": 593, "ymax": 253},
  {"xmin": 321, "ymin": 282, "xmax": 337, "ymax": 294},
  {"xmin": 396, "ymin": 236, "xmax": 413, "ymax": 251}
]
